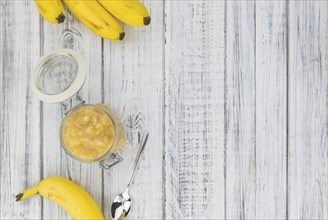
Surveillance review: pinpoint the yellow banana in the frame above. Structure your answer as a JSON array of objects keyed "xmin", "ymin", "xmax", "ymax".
[
  {"xmin": 63, "ymin": 0, "xmax": 125, "ymax": 41},
  {"xmin": 97, "ymin": 0, "xmax": 151, "ymax": 26},
  {"xmin": 34, "ymin": 0, "xmax": 66, "ymax": 24},
  {"xmin": 16, "ymin": 176, "xmax": 104, "ymax": 220}
]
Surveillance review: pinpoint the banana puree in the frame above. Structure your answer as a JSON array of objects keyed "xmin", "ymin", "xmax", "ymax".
[{"xmin": 62, "ymin": 106, "xmax": 115, "ymax": 161}]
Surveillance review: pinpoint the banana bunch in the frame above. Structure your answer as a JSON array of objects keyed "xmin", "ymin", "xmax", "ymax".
[
  {"xmin": 34, "ymin": 0, "xmax": 151, "ymax": 41},
  {"xmin": 16, "ymin": 176, "xmax": 104, "ymax": 220}
]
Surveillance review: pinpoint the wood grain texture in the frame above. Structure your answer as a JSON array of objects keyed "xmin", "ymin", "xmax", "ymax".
[
  {"xmin": 41, "ymin": 5, "xmax": 103, "ymax": 220},
  {"xmin": 226, "ymin": 2, "xmax": 257, "ymax": 219},
  {"xmin": 102, "ymin": 0, "xmax": 164, "ymax": 219},
  {"xmin": 0, "ymin": 1, "xmax": 41, "ymax": 219},
  {"xmin": 255, "ymin": 2, "xmax": 287, "ymax": 219},
  {"xmin": 226, "ymin": 2, "xmax": 288, "ymax": 219},
  {"xmin": 164, "ymin": 1, "xmax": 225, "ymax": 219},
  {"xmin": 288, "ymin": 2, "xmax": 328, "ymax": 219}
]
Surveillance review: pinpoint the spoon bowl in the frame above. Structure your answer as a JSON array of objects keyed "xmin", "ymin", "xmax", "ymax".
[{"xmin": 111, "ymin": 189, "xmax": 132, "ymax": 219}]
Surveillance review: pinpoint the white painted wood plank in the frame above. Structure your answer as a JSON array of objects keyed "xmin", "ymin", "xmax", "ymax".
[
  {"xmin": 164, "ymin": 1, "xmax": 225, "ymax": 219},
  {"xmin": 102, "ymin": 1, "xmax": 164, "ymax": 219},
  {"xmin": 0, "ymin": 1, "xmax": 41, "ymax": 219},
  {"xmin": 226, "ymin": 2, "xmax": 288, "ymax": 219},
  {"xmin": 41, "ymin": 5, "xmax": 103, "ymax": 219},
  {"xmin": 255, "ymin": 2, "xmax": 287, "ymax": 219},
  {"xmin": 288, "ymin": 2, "xmax": 328, "ymax": 219},
  {"xmin": 226, "ymin": 2, "xmax": 257, "ymax": 219}
]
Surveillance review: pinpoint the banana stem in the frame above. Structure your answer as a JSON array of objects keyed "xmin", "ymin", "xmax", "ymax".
[{"xmin": 15, "ymin": 185, "xmax": 39, "ymax": 202}]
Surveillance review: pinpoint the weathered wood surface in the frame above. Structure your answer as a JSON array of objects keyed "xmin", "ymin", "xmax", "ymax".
[
  {"xmin": 226, "ymin": 2, "xmax": 288, "ymax": 219},
  {"xmin": 0, "ymin": 1, "xmax": 41, "ymax": 219},
  {"xmin": 164, "ymin": 1, "xmax": 225, "ymax": 219},
  {"xmin": 255, "ymin": 2, "xmax": 287, "ymax": 219},
  {"xmin": 225, "ymin": 2, "xmax": 257, "ymax": 218},
  {"xmin": 288, "ymin": 2, "xmax": 328, "ymax": 219},
  {"xmin": 0, "ymin": 1, "xmax": 327, "ymax": 220}
]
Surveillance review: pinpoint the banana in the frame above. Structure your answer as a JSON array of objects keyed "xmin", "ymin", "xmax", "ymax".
[
  {"xmin": 97, "ymin": 0, "xmax": 151, "ymax": 26},
  {"xmin": 16, "ymin": 176, "xmax": 104, "ymax": 220},
  {"xmin": 34, "ymin": 0, "xmax": 66, "ymax": 24},
  {"xmin": 63, "ymin": 0, "xmax": 125, "ymax": 41}
]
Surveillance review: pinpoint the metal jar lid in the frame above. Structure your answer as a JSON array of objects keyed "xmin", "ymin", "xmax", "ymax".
[{"xmin": 31, "ymin": 49, "xmax": 86, "ymax": 103}]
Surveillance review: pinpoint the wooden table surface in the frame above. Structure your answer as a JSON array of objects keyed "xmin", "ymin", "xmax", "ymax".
[{"xmin": 1, "ymin": 1, "xmax": 327, "ymax": 219}]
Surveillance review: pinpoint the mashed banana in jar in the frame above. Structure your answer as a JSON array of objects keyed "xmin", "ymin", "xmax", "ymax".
[{"xmin": 62, "ymin": 106, "xmax": 115, "ymax": 161}]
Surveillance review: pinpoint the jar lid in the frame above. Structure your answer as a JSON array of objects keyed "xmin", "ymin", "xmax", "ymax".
[{"xmin": 31, "ymin": 49, "xmax": 86, "ymax": 103}]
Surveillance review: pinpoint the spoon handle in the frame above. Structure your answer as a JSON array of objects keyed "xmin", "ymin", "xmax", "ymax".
[{"xmin": 127, "ymin": 132, "xmax": 149, "ymax": 189}]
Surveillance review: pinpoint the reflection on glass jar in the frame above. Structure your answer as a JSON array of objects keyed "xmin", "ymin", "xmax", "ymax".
[{"xmin": 60, "ymin": 104, "xmax": 125, "ymax": 163}]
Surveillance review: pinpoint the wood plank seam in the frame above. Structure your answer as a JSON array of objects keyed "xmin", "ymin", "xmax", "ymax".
[
  {"xmin": 162, "ymin": 0, "xmax": 167, "ymax": 219},
  {"xmin": 223, "ymin": 0, "xmax": 228, "ymax": 219},
  {"xmin": 286, "ymin": 1, "xmax": 290, "ymax": 219},
  {"xmin": 39, "ymin": 13, "xmax": 44, "ymax": 220}
]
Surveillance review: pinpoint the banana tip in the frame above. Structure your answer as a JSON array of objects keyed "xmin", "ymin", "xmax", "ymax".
[
  {"xmin": 15, "ymin": 193, "xmax": 23, "ymax": 201},
  {"xmin": 143, "ymin": 17, "xmax": 151, "ymax": 26},
  {"xmin": 56, "ymin": 13, "xmax": 66, "ymax": 24},
  {"xmin": 119, "ymin": 32, "xmax": 125, "ymax": 41}
]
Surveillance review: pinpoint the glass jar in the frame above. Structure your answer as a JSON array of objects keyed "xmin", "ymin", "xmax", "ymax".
[{"xmin": 32, "ymin": 49, "xmax": 125, "ymax": 168}]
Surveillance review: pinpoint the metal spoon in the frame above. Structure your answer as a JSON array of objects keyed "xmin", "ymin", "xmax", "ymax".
[{"xmin": 111, "ymin": 132, "xmax": 149, "ymax": 220}]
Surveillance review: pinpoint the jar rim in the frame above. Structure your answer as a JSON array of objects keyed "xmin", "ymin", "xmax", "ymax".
[
  {"xmin": 31, "ymin": 49, "xmax": 86, "ymax": 103},
  {"xmin": 59, "ymin": 104, "xmax": 120, "ymax": 163}
]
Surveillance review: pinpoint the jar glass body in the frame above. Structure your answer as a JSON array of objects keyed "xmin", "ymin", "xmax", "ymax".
[{"xmin": 60, "ymin": 103, "xmax": 126, "ymax": 163}]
